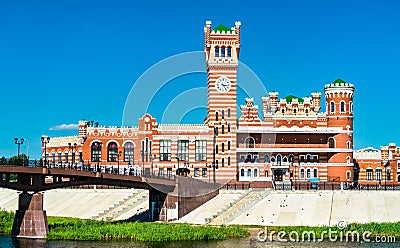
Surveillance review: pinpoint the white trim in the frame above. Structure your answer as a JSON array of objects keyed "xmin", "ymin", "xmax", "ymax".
[
  {"xmin": 106, "ymin": 139, "xmax": 119, "ymax": 147},
  {"xmin": 122, "ymin": 140, "xmax": 136, "ymax": 147},
  {"xmin": 237, "ymin": 147, "xmax": 352, "ymax": 153}
]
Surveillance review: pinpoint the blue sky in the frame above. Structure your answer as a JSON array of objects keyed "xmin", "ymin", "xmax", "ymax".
[{"xmin": 0, "ymin": 0, "xmax": 399, "ymax": 159}]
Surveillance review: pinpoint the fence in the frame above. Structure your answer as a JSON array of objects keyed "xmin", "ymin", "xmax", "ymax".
[
  {"xmin": 224, "ymin": 183, "xmax": 251, "ymax": 190},
  {"xmin": 274, "ymin": 181, "xmax": 400, "ymax": 191}
]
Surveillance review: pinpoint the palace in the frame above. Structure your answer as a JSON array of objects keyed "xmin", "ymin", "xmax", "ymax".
[{"xmin": 42, "ymin": 21, "xmax": 359, "ymax": 185}]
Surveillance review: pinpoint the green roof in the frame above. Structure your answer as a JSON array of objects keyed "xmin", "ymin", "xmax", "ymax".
[
  {"xmin": 332, "ymin": 78, "xmax": 346, "ymax": 85},
  {"xmin": 213, "ymin": 24, "xmax": 232, "ymax": 32},
  {"xmin": 285, "ymin": 95, "xmax": 304, "ymax": 104}
]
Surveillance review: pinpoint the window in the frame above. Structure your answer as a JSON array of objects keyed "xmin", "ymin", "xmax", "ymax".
[
  {"xmin": 160, "ymin": 140, "xmax": 171, "ymax": 161},
  {"xmin": 346, "ymin": 170, "xmax": 351, "ymax": 180},
  {"xmin": 300, "ymin": 168, "xmax": 305, "ymax": 178},
  {"xmin": 222, "ymin": 125, "xmax": 225, "ymax": 134},
  {"xmin": 107, "ymin": 142, "xmax": 118, "ymax": 162},
  {"xmin": 366, "ymin": 169, "xmax": 373, "ymax": 181},
  {"xmin": 330, "ymin": 101, "xmax": 335, "ymax": 113},
  {"xmin": 271, "ymin": 156, "xmax": 276, "ymax": 162},
  {"xmin": 328, "ymin": 137, "xmax": 335, "ymax": 148},
  {"xmin": 277, "ymin": 154, "xmax": 282, "ymax": 165},
  {"xmin": 228, "ymin": 156, "xmax": 231, "ymax": 166},
  {"xmin": 202, "ymin": 168, "xmax": 207, "ymax": 177},
  {"xmin": 299, "ymin": 155, "xmax": 305, "ymax": 163},
  {"xmin": 227, "ymin": 46, "xmax": 232, "ymax": 57},
  {"xmin": 386, "ymin": 169, "xmax": 391, "ymax": 181},
  {"xmin": 216, "ymin": 112, "xmax": 219, "ymax": 121},
  {"xmin": 306, "ymin": 168, "xmax": 311, "ymax": 178},
  {"xmin": 228, "ymin": 141, "xmax": 231, "ymax": 150},
  {"xmin": 340, "ymin": 101, "xmax": 346, "ymax": 113},
  {"xmin": 222, "ymin": 158, "xmax": 225, "ymax": 167},
  {"xmin": 228, "ymin": 107, "xmax": 231, "ymax": 117},
  {"xmin": 124, "ymin": 142, "xmax": 134, "ymax": 163},
  {"xmin": 240, "ymin": 155, "xmax": 245, "ymax": 162},
  {"xmin": 65, "ymin": 152, "xmax": 69, "ymax": 163},
  {"xmin": 265, "ymin": 170, "xmax": 269, "ymax": 177},
  {"xmin": 246, "ymin": 154, "xmax": 252, "ymax": 162},
  {"xmin": 306, "ymin": 154, "xmax": 311, "ymax": 163},
  {"xmin": 253, "ymin": 155, "xmax": 258, "ymax": 162},
  {"xmin": 254, "ymin": 168, "xmax": 258, "ymax": 177},
  {"xmin": 283, "ymin": 156, "xmax": 288, "ymax": 163},
  {"xmin": 282, "ymin": 108, "xmax": 285, "ymax": 114},
  {"xmin": 52, "ymin": 153, "xmax": 55, "ymax": 163},
  {"xmin": 91, "ymin": 142, "xmax": 102, "ymax": 162},
  {"xmin": 247, "ymin": 168, "xmax": 251, "ymax": 177},
  {"xmin": 215, "ymin": 127, "xmax": 218, "ymax": 136},
  {"xmin": 195, "ymin": 140, "xmax": 207, "ymax": 161},
  {"xmin": 79, "ymin": 152, "xmax": 83, "ymax": 162},
  {"xmin": 222, "ymin": 143, "xmax": 225, "ymax": 152},
  {"xmin": 177, "ymin": 140, "xmax": 189, "ymax": 161},
  {"xmin": 221, "ymin": 46, "xmax": 225, "ymax": 57},
  {"xmin": 159, "ymin": 168, "xmax": 164, "ymax": 177},
  {"xmin": 265, "ymin": 155, "xmax": 269, "ymax": 163},
  {"xmin": 222, "ymin": 109, "xmax": 225, "ymax": 119},
  {"xmin": 376, "ymin": 168, "xmax": 382, "ymax": 181},
  {"xmin": 313, "ymin": 168, "xmax": 318, "ymax": 178},
  {"xmin": 244, "ymin": 136, "xmax": 255, "ymax": 148},
  {"xmin": 215, "ymin": 46, "xmax": 219, "ymax": 57},
  {"xmin": 346, "ymin": 156, "xmax": 350, "ymax": 164},
  {"xmin": 349, "ymin": 101, "xmax": 353, "ymax": 113},
  {"xmin": 167, "ymin": 168, "xmax": 172, "ymax": 177},
  {"xmin": 194, "ymin": 168, "xmax": 200, "ymax": 177},
  {"xmin": 346, "ymin": 141, "xmax": 351, "ymax": 149},
  {"xmin": 289, "ymin": 154, "xmax": 294, "ymax": 163},
  {"xmin": 228, "ymin": 123, "xmax": 231, "ymax": 132},
  {"xmin": 216, "ymin": 145, "xmax": 219, "ymax": 154},
  {"xmin": 58, "ymin": 152, "xmax": 62, "ymax": 163},
  {"xmin": 313, "ymin": 155, "xmax": 318, "ymax": 163},
  {"xmin": 240, "ymin": 168, "xmax": 245, "ymax": 177}
]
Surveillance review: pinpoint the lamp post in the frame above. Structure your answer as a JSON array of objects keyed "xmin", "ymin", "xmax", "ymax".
[
  {"xmin": 68, "ymin": 142, "xmax": 77, "ymax": 169},
  {"xmin": 93, "ymin": 142, "xmax": 102, "ymax": 172},
  {"xmin": 41, "ymin": 136, "xmax": 50, "ymax": 167},
  {"xmin": 117, "ymin": 150, "xmax": 122, "ymax": 175},
  {"xmin": 176, "ymin": 155, "xmax": 180, "ymax": 175},
  {"xmin": 14, "ymin": 138, "xmax": 24, "ymax": 166},
  {"xmin": 382, "ymin": 160, "xmax": 390, "ymax": 190}
]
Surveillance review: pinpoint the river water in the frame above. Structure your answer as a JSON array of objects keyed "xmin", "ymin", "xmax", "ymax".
[{"xmin": 0, "ymin": 236, "xmax": 398, "ymax": 248}]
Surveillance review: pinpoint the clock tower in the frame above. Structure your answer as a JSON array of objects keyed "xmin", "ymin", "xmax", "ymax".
[{"xmin": 204, "ymin": 20, "xmax": 241, "ymax": 181}]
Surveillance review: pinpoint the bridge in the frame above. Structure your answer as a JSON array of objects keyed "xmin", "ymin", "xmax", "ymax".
[{"xmin": 0, "ymin": 165, "xmax": 220, "ymax": 238}]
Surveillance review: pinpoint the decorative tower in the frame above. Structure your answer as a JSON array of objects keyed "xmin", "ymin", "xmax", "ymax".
[
  {"xmin": 324, "ymin": 79, "xmax": 355, "ymax": 168},
  {"xmin": 204, "ymin": 20, "xmax": 241, "ymax": 181}
]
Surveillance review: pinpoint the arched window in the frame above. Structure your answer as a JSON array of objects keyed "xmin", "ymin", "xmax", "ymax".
[
  {"xmin": 91, "ymin": 142, "xmax": 102, "ymax": 162},
  {"xmin": 270, "ymin": 156, "xmax": 276, "ymax": 162},
  {"xmin": 247, "ymin": 168, "xmax": 251, "ymax": 177},
  {"xmin": 346, "ymin": 170, "xmax": 351, "ymax": 180},
  {"xmin": 277, "ymin": 154, "xmax": 282, "ymax": 165},
  {"xmin": 107, "ymin": 142, "xmax": 118, "ymax": 162},
  {"xmin": 216, "ymin": 112, "xmax": 219, "ymax": 121},
  {"xmin": 349, "ymin": 101, "xmax": 353, "ymax": 113},
  {"xmin": 330, "ymin": 101, "xmax": 335, "ymax": 114},
  {"xmin": 386, "ymin": 168, "xmax": 391, "ymax": 181},
  {"xmin": 215, "ymin": 46, "xmax": 219, "ymax": 57},
  {"xmin": 228, "ymin": 141, "xmax": 231, "ymax": 150},
  {"xmin": 346, "ymin": 141, "xmax": 351, "ymax": 149},
  {"xmin": 254, "ymin": 168, "xmax": 258, "ymax": 177},
  {"xmin": 265, "ymin": 154, "xmax": 269, "ymax": 163},
  {"xmin": 222, "ymin": 109, "xmax": 225, "ymax": 119},
  {"xmin": 346, "ymin": 156, "xmax": 350, "ymax": 164},
  {"xmin": 328, "ymin": 137, "xmax": 335, "ymax": 148},
  {"xmin": 244, "ymin": 136, "xmax": 256, "ymax": 148},
  {"xmin": 340, "ymin": 101, "xmax": 346, "ymax": 113},
  {"xmin": 397, "ymin": 174, "xmax": 400, "ymax": 182},
  {"xmin": 289, "ymin": 154, "xmax": 294, "ymax": 163},
  {"xmin": 306, "ymin": 168, "xmax": 311, "ymax": 178},
  {"xmin": 124, "ymin": 142, "xmax": 134, "ymax": 163},
  {"xmin": 228, "ymin": 107, "xmax": 231, "ymax": 117},
  {"xmin": 306, "ymin": 154, "xmax": 311, "ymax": 163},
  {"xmin": 282, "ymin": 108, "xmax": 285, "ymax": 114},
  {"xmin": 246, "ymin": 154, "xmax": 252, "ymax": 162},
  {"xmin": 300, "ymin": 168, "xmax": 305, "ymax": 178},
  {"xmin": 313, "ymin": 168, "xmax": 318, "ymax": 178},
  {"xmin": 221, "ymin": 46, "xmax": 225, "ymax": 57},
  {"xmin": 283, "ymin": 156, "xmax": 288, "ymax": 163},
  {"xmin": 240, "ymin": 168, "xmax": 245, "ymax": 177},
  {"xmin": 227, "ymin": 46, "xmax": 232, "ymax": 57}
]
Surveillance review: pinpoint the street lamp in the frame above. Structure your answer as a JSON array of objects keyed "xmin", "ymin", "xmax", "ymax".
[
  {"xmin": 117, "ymin": 150, "xmax": 122, "ymax": 175},
  {"xmin": 14, "ymin": 138, "xmax": 24, "ymax": 166},
  {"xmin": 41, "ymin": 136, "xmax": 50, "ymax": 167},
  {"xmin": 176, "ymin": 155, "xmax": 180, "ymax": 175},
  {"xmin": 93, "ymin": 142, "xmax": 102, "ymax": 172},
  {"xmin": 382, "ymin": 160, "xmax": 390, "ymax": 190},
  {"xmin": 68, "ymin": 142, "xmax": 77, "ymax": 169}
]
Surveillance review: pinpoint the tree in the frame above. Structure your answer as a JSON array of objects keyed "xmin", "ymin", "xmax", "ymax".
[
  {"xmin": 7, "ymin": 154, "xmax": 29, "ymax": 166},
  {"xmin": 0, "ymin": 156, "xmax": 7, "ymax": 165}
]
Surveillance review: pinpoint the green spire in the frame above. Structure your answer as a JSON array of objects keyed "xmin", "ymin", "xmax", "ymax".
[
  {"xmin": 285, "ymin": 95, "xmax": 304, "ymax": 104},
  {"xmin": 213, "ymin": 24, "xmax": 231, "ymax": 32}
]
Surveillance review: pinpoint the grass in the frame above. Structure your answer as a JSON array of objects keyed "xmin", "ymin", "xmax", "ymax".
[
  {"xmin": 0, "ymin": 209, "xmax": 14, "ymax": 234},
  {"xmin": 46, "ymin": 217, "xmax": 249, "ymax": 241}
]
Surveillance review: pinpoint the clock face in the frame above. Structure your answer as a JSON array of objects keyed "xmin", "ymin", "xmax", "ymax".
[{"xmin": 215, "ymin": 77, "xmax": 231, "ymax": 93}]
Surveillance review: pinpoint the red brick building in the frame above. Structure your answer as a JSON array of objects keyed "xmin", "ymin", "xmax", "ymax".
[{"xmin": 42, "ymin": 21, "xmax": 357, "ymax": 184}]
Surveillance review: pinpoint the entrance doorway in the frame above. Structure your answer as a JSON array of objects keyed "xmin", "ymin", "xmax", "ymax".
[{"xmin": 274, "ymin": 169, "xmax": 283, "ymax": 181}]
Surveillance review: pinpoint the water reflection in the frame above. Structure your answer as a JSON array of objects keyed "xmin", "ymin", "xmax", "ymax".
[{"xmin": 0, "ymin": 236, "xmax": 397, "ymax": 248}]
